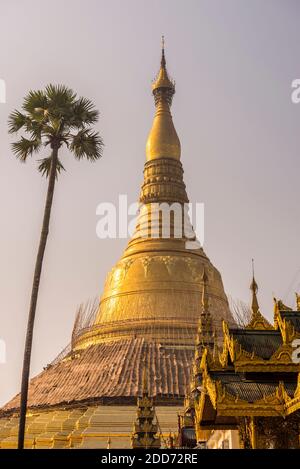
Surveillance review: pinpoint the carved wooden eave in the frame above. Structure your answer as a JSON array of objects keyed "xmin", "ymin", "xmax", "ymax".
[
  {"xmin": 234, "ymin": 343, "xmax": 300, "ymax": 373},
  {"xmin": 219, "ymin": 321, "xmax": 234, "ymax": 367},
  {"xmin": 284, "ymin": 373, "xmax": 300, "ymax": 415},
  {"xmin": 277, "ymin": 314, "xmax": 300, "ymax": 345},
  {"xmin": 215, "ymin": 381, "xmax": 287, "ymax": 418},
  {"xmin": 197, "ymin": 374, "xmax": 300, "ymax": 420},
  {"xmin": 273, "ymin": 298, "xmax": 293, "ymax": 330}
]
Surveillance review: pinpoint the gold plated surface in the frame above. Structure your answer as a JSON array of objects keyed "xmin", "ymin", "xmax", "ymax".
[
  {"xmin": 146, "ymin": 99, "xmax": 181, "ymax": 161},
  {"xmin": 146, "ymin": 41, "xmax": 180, "ymax": 161},
  {"xmin": 76, "ymin": 44, "xmax": 233, "ymax": 349}
]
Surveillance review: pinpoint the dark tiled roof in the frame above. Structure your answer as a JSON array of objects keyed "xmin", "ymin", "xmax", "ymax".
[
  {"xmin": 280, "ymin": 311, "xmax": 300, "ymax": 332},
  {"xmin": 2, "ymin": 338, "xmax": 194, "ymax": 412},
  {"xmin": 230, "ymin": 329, "xmax": 282, "ymax": 359},
  {"xmin": 210, "ymin": 372, "xmax": 297, "ymax": 402}
]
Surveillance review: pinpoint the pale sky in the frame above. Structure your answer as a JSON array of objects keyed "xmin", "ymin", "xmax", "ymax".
[{"xmin": 0, "ymin": 0, "xmax": 300, "ymax": 406}]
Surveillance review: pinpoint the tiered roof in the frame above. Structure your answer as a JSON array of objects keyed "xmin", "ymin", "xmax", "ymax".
[{"xmin": 193, "ymin": 284, "xmax": 300, "ymax": 429}]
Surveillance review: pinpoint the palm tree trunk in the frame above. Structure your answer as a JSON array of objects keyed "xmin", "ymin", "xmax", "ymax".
[{"xmin": 18, "ymin": 147, "xmax": 58, "ymax": 449}]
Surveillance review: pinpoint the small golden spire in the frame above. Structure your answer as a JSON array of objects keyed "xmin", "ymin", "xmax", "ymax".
[
  {"xmin": 195, "ymin": 269, "xmax": 213, "ymax": 348},
  {"xmin": 107, "ymin": 435, "xmax": 111, "ymax": 449},
  {"xmin": 152, "ymin": 36, "xmax": 174, "ymax": 93},
  {"xmin": 250, "ymin": 259, "xmax": 259, "ymax": 315},
  {"xmin": 246, "ymin": 262, "xmax": 272, "ymax": 330},
  {"xmin": 161, "ymin": 35, "xmax": 165, "ymax": 67}
]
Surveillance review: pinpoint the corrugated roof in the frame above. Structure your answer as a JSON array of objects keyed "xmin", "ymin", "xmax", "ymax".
[
  {"xmin": 210, "ymin": 371, "xmax": 297, "ymax": 402},
  {"xmin": 2, "ymin": 338, "xmax": 194, "ymax": 413},
  {"xmin": 230, "ymin": 329, "xmax": 282, "ymax": 359}
]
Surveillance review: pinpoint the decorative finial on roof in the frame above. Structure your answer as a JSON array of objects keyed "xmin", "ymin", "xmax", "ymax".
[
  {"xmin": 250, "ymin": 259, "xmax": 259, "ymax": 315},
  {"xmin": 151, "ymin": 37, "xmax": 175, "ymax": 97},
  {"xmin": 246, "ymin": 262, "xmax": 273, "ymax": 330},
  {"xmin": 195, "ymin": 269, "xmax": 214, "ymax": 348}
]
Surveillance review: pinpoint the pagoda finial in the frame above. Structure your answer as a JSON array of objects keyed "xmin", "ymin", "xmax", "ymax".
[
  {"xmin": 151, "ymin": 37, "xmax": 175, "ymax": 100},
  {"xmin": 146, "ymin": 39, "xmax": 180, "ymax": 161},
  {"xmin": 161, "ymin": 35, "xmax": 166, "ymax": 67},
  {"xmin": 195, "ymin": 269, "xmax": 213, "ymax": 349},
  {"xmin": 246, "ymin": 263, "xmax": 273, "ymax": 330}
]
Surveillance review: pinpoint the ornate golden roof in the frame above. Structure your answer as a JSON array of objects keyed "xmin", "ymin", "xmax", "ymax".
[{"xmin": 192, "ymin": 294, "xmax": 300, "ymax": 448}]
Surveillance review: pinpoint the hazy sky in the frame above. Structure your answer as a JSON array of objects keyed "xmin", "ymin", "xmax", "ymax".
[{"xmin": 0, "ymin": 0, "xmax": 300, "ymax": 406}]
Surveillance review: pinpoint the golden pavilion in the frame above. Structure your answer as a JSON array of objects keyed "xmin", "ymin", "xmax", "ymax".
[
  {"xmin": 189, "ymin": 277, "xmax": 300, "ymax": 449},
  {"xmin": 0, "ymin": 43, "xmax": 234, "ymax": 448}
]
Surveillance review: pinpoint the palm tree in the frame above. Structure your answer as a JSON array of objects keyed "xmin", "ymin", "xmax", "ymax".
[{"xmin": 8, "ymin": 84, "xmax": 103, "ymax": 449}]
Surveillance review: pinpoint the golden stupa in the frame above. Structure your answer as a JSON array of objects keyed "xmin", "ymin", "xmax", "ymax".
[
  {"xmin": 0, "ymin": 41, "xmax": 234, "ymax": 449},
  {"xmin": 76, "ymin": 41, "xmax": 232, "ymax": 350}
]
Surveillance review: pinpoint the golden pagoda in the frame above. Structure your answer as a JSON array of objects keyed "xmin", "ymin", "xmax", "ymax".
[{"xmin": 0, "ymin": 41, "xmax": 233, "ymax": 449}]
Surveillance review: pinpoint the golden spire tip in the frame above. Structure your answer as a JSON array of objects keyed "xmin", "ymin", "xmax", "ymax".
[{"xmin": 161, "ymin": 35, "xmax": 166, "ymax": 67}]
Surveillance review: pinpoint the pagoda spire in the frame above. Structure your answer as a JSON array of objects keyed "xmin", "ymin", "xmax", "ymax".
[
  {"xmin": 246, "ymin": 261, "xmax": 272, "ymax": 330},
  {"xmin": 250, "ymin": 259, "xmax": 259, "ymax": 316},
  {"xmin": 192, "ymin": 268, "xmax": 216, "ymax": 392},
  {"xmin": 161, "ymin": 35, "xmax": 166, "ymax": 67},
  {"xmin": 131, "ymin": 365, "xmax": 161, "ymax": 449},
  {"xmin": 146, "ymin": 37, "xmax": 181, "ymax": 161}
]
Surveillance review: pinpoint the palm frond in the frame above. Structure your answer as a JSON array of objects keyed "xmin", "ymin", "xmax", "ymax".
[
  {"xmin": 70, "ymin": 130, "xmax": 103, "ymax": 161},
  {"xmin": 45, "ymin": 84, "xmax": 76, "ymax": 112},
  {"xmin": 27, "ymin": 120, "xmax": 44, "ymax": 140},
  {"xmin": 8, "ymin": 110, "xmax": 28, "ymax": 133},
  {"xmin": 22, "ymin": 90, "xmax": 48, "ymax": 115},
  {"xmin": 12, "ymin": 137, "xmax": 42, "ymax": 161},
  {"xmin": 9, "ymin": 84, "xmax": 103, "ymax": 167},
  {"xmin": 69, "ymin": 97, "xmax": 99, "ymax": 128},
  {"xmin": 37, "ymin": 156, "xmax": 65, "ymax": 178}
]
